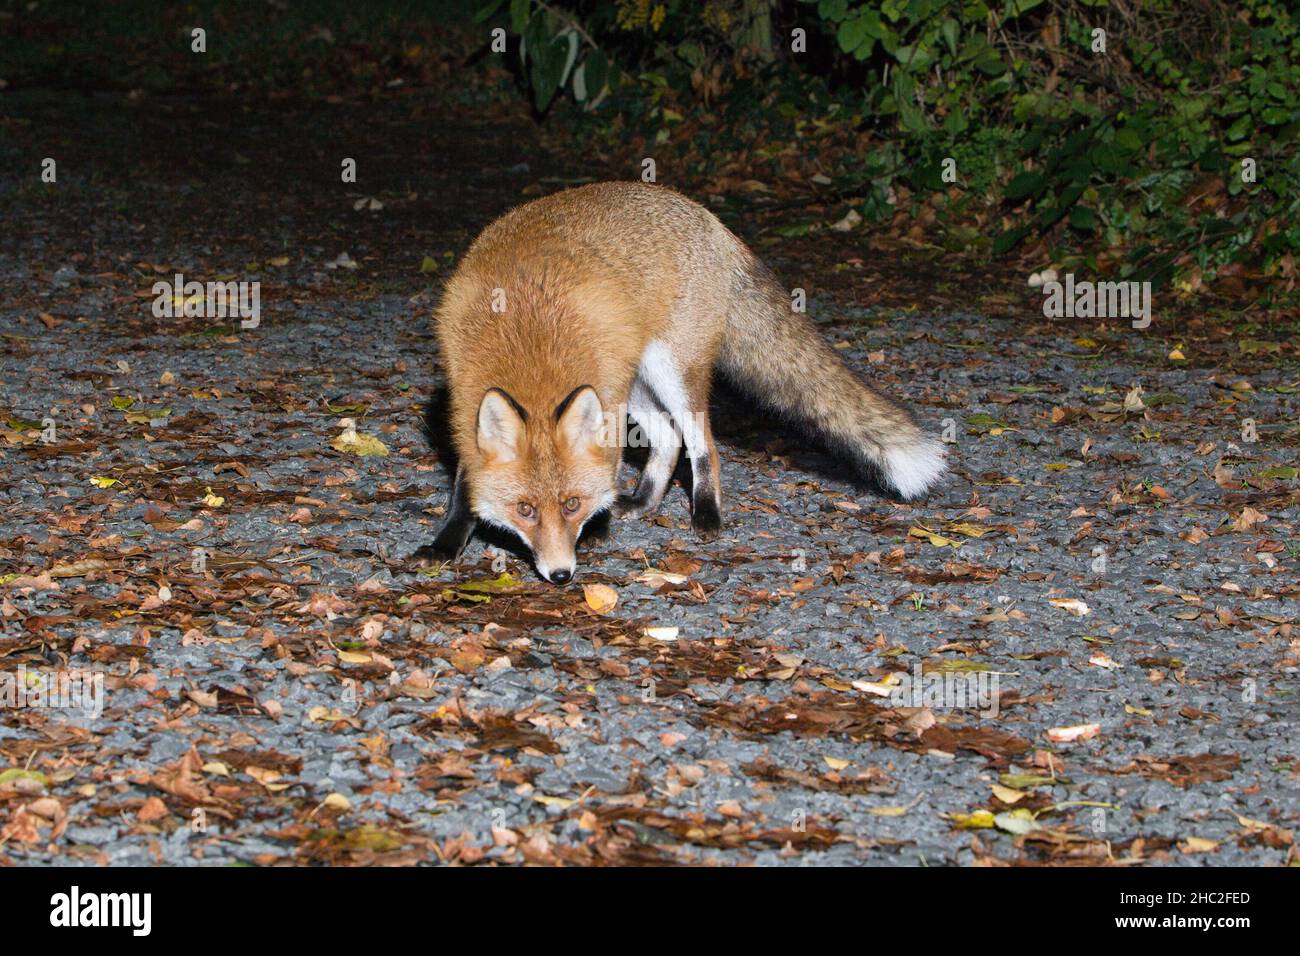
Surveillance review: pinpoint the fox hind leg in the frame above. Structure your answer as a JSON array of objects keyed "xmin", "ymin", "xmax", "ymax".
[
  {"xmin": 636, "ymin": 342, "xmax": 723, "ymax": 538},
  {"xmin": 615, "ymin": 377, "xmax": 681, "ymax": 519},
  {"xmin": 682, "ymin": 367, "xmax": 723, "ymax": 537}
]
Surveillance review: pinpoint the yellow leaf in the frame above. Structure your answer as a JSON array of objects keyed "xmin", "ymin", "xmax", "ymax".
[
  {"xmin": 991, "ymin": 783, "xmax": 1026, "ymax": 804},
  {"xmin": 909, "ymin": 526, "xmax": 961, "ymax": 548},
  {"xmin": 456, "ymin": 572, "xmax": 520, "ymax": 594},
  {"xmin": 583, "ymin": 583, "xmax": 619, "ymax": 614},
  {"xmin": 534, "ymin": 794, "xmax": 575, "ymax": 809},
  {"xmin": 947, "ymin": 810, "xmax": 996, "ymax": 829},
  {"xmin": 89, "ymin": 476, "xmax": 119, "ymax": 488},
  {"xmin": 330, "ymin": 428, "xmax": 389, "ymax": 457},
  {"xmin": 994, "ymin": 808, "xmax": 1040, "ymax": 835},
  {"xmin": 308, "ymin": 706, "xmax": 350, "ymax": 723},
  {"xmin": 321, "ymin": 792, "xmax": 352, "ymax": 812},
  {"xmin": 1233, "ymin": 813, "xmax": 1271, "ymax": 831},
  {"xmin": 1178, "ymin": 836, "xmax": 1219, "ymax": 854}
]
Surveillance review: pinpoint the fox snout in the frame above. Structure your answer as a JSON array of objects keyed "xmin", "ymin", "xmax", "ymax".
[
  {"xmin": 531, "ymin": 526, "xmax": 578, "ymax": 585},
  {"xmin": 535, "ymin": 560, "xmax": 574, "ymax": 586}
]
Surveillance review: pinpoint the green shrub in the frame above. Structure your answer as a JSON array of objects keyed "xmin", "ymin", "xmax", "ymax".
[{"xmin": 479, "ymin": 0, "xmax": 1300, "ymax": 291}]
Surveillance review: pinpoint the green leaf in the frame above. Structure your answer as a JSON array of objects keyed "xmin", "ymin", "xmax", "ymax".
[
  {"xmin": 940, "ymin": 18, "xmax": 959, "ymax": 56},
  {"xmin": 1115, "ymin": 127, "xmax": 1144, "ymax": 152},
  {"xmin": 991, "ymin": 227, "xmax": 1026, "ymax": 255},
  {"xmin": 975, "ymin": 48, "xmax": 1006, "ymax": 75},
  {"xmin": 475, "ymin": 0, "xmax": 507, "ymax": 24},
  {"xmin": 898, "ymin": 101, "xmax": 927, "ymax": 133},
  {"xmin": 1003, "ymin": 0, "xmax": 1046, "ymax": 16},
  {"xmin": 862, "ymin": 9, "xmax": 887, "ymax": 39},
  {"xmin": 837, "ymin": 16, "xmax": 868, "ymax": 54},
  {"xmin": 0, "ymin": 768, "xmax": 48, "ymax": 788},
  {"xmin": 1004, "ymin": 171, "xmax": 1045, "ymax": 200},
  {"xmin": 818, "ymin": 0, "xmax": 849, "ymax": 21},
  {"xmin": 509, "ymin": 0, "xmax": 530, "ymax": 34},
  {"xmin": 1258, "ymin": 466, "xmax": 1298, "ymax": 480}
]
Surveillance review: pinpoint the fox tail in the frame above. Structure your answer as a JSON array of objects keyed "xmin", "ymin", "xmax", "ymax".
[{"xmin": 717, "ymin": 254, "xmax": 946, "ymax": 500}]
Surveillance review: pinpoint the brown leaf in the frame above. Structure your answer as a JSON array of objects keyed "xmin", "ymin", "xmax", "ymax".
[
  {"xmin": 138, "ymin": 796, "xmax": 169, "ymax": 822},
  {"xmin": 1233, "ymin": 506, "xmax": 1268, "ymax": 532}
]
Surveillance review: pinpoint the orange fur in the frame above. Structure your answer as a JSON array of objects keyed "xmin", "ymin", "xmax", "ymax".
[{"xmin": 432, "ymin": 181, "xmax": 944, "ymax": 581}]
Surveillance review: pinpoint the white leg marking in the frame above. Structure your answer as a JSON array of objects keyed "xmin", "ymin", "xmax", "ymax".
[
  {"xmin": 638, "ymin": 341, "xmax": 706, "ymax": 460},
  {"xmin": 624, "ymin": 372, "xmax": 680, "ymax": 510}
]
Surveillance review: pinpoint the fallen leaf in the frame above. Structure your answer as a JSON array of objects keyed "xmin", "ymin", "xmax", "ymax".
[
  {"xmin": 1049, "ymin": 597, "xmax": 1091, "ymax": 617},
  {"xmin": 583, "ymin": 583, "xmax": 618, "ymax": 614},
  {"xmin": 1046, "ymin": 723, "xmax": 1101, "ymax": 743}
]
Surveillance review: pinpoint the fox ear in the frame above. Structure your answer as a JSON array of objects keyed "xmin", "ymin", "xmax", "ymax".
[
  {"xmin": 477, "ymin": 389, "xmax": 526, "ymax": 462},
  {"xmin": 555, "ymin": 385, "xmax": 605, "ymax": 452}
]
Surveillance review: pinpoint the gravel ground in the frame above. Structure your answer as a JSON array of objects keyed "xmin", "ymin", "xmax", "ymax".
[{"xmin": 1, "ymin": 92, "xmax": 1297, "ymax": 866}]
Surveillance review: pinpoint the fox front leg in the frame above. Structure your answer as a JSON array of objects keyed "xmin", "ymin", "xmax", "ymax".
[{"xmin": 414, "ymin": 465, "xmax": 475, "ymax": 564}]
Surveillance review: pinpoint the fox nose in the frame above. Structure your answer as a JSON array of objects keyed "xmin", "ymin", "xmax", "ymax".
[{"xmin": 548, "ymin": 568, "xmax": 572, "ymax": 585}]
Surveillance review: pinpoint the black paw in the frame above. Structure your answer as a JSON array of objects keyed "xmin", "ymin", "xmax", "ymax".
[
  {"xmin": 690, "ymin": 492, "xmax": 722, "ymax": 539},
  {"xmin": 412, "ymin": 541, "xmax": 460, "ymax": 567},
  {"xmin": 613, "ymin": 491, "xmax": 652, "ymax": 519},
  {"xmin": 412, "ymin": 520, "xmax": 473, "ymax": 565},
  {"xmin": 579, "ymin": 508, "xmax": 613, "ymax": 543}
]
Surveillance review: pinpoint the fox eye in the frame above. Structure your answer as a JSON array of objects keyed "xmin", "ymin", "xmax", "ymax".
[
  {"xmin": 562, "ymin": 496, "xmax": 581, "ymax": 516},
  {"xmin": 517, "ymin": 502, "xmax": 536, "ymax": 519}
]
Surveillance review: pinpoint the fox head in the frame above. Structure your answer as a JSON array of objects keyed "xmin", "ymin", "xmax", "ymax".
[{"xmin": 468, "ymin": 385, "xmax": 615, "ymax": 584}]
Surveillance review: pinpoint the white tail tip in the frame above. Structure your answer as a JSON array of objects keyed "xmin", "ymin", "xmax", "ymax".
[{"xmin": 882, "ymin": 436, "xmax": 947, "ymax": 501}]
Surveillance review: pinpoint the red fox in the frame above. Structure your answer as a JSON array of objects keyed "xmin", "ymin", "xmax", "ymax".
[{"xmin": 423, "ymin": 182, "xmax": 945, "ymax": 583}]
